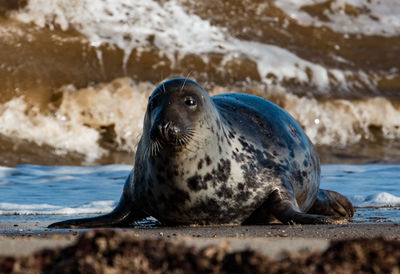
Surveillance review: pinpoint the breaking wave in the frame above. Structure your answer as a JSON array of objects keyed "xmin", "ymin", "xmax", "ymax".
[
  {"xmin": 0, "ymin": 78, "xmax": 399, "ymax": 163},
  {"xmin": 0, "ymin": 0, "xmax": 399, "ymax": 164}
]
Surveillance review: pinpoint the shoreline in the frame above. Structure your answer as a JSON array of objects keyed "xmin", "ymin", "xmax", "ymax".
[
  {"xmin": 1, "ymin": 215, "xmax": 399, "ymax": 238},
  {"xmin": 0, "ymin": 221, "xmax": 398, "ymax": 256},
  {"xmin": 0, "ymin": 223, "xmax": 399, "ymax": 273}
]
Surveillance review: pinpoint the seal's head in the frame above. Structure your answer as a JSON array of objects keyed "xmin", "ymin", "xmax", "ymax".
[{"xmin": 142, "ymin": 78, "xmax": 218, "ymax": 157}]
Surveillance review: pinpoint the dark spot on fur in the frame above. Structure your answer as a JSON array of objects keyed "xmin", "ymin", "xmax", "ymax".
[
  {"xmin": 289, "ymin": 126, "xmax": 300, "ymax": 139},
  {"xmin": 218, "ymin": 145, "xmax": 222, "ymax": 154},
  {"xmin": 205, "ymin": 155, "xmax": 212, "ymax": 166},
  {"xmin": 290, "ymin": 161, "xmax": 304, "ymax": 186},
  {"xmin": 232, "ymin": 151, "xmax": 238, "ymax": 161},
  {"xmin": 232, "ymin": 152, "xmax": 246, "ymax": 163},
  {"xmin": 217, "ymin": 183, "xmax": 233, "ymax": 199},
  {"xmin": 237, "ymin": 183, "xmax": 244, "ymax": 191},
  {"xmin": 247, "ymin": 144, "xmax": 256, "ymax": 153},
  {"xmin": 238, "ymin": 137, "xmax": 248, "ymax": 148},
  {"xmin": 197, "ymin": 159, "xmax": 204, "ymax": 170},
  {"xmin": 216, "ymin": 119, "xmax": 221, "ymax": 129},
  {"xmin": 240, "ymin": 164, "xmax": 258, "ymax": 189},
  {"xmin": 187, "ymin": 174, "xmax": 207, "ymax": 191},
  {"xmin": 217, "ymin": 159, "xmax": 231, "ymax": 182},
  {"xmin": 252, "ymin": 149, "xmax": 286, "ymax": 177},
  {"xmin": 204, "ymin": 173, "xmax": 212, "ymax": 182},
  {"xmin": 303, "ymin": 160, "xmax": 309, "ymax": 167},
  {"xmin": 228, "ymin": 131, "xmax": 235, "ymax": 139},
  {"xmin": 234, "ymin": 190, "xmax": 252, "ymax": 203}
]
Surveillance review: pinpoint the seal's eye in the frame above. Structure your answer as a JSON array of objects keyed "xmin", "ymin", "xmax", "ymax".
[{"xmin": 184, "ymin": 96, "xmax": 197, "ymax": 107}]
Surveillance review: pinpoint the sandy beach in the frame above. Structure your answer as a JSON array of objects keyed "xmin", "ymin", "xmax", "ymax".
[{"xmin": 0, "ymin": 220, "xmax": 399, "ymax": 273}]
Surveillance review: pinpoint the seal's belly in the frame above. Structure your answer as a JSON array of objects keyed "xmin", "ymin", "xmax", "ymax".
[
  {"xmin": 145, "ymin": 179, "xmax": 270, "ymax": 225},
  {"xmin": 142, "ymin": 141, "xmax": 319, "ymax": 225},
  {"xmin": 150, "ymin": 197, "xmax": 262, "ymax": 225}
]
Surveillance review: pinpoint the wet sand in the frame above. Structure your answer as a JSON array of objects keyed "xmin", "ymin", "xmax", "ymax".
[
  {"xmin": 0, "ymin": 221, "xmax": 399, "ymax": 256},
  {"xmin": 0, "ymin": 222, "xmax": 399, "ymax": 273}
]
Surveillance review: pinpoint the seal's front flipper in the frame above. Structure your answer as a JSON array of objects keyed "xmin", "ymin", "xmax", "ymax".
[
  {"xmin": 48, "ymin": 195, "xmax": 147, "ymax": 229},
  {"xmin": 307, "ymin": 189, "xmax": 354, "ymax": 218},
  {"xmin": 48, "ymin": 209, "xmax": 147, "ymax": 229},
  {"xmin": 267, "ymin": 188, "xmax": 342, "ymax": 224}
]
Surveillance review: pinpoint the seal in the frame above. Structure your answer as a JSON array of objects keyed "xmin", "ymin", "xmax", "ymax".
[{"xmin": 49, "ymin": 78, "xmax": 353, "ymax": 228}]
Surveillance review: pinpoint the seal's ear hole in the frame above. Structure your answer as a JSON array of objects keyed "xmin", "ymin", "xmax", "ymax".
[{"xmin": 184, "ymin": 96, "xmax": 197, "ymax": 107}]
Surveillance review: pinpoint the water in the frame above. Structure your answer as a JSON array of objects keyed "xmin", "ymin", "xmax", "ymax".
[
  {"xmin": 0, "ymin": 165, "xmax": 129, "ymax": 214},
  {"xmin": 321, "ymin": 165, "xmax": 400, "ymax": 223},
  {"xmin": 0, "ymin": 164, "xmax": 399, "ymax": 224},
  {"xmin": 0, "ymin": 0, "xmax": 399, "ymax": 165}
]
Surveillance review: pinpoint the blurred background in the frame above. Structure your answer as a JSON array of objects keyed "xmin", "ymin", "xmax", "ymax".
[{"xmin": 0, "ymin": 0, "xmax": 399, "ymax": 166}]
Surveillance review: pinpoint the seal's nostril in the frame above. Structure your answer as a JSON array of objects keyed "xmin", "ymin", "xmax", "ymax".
[
  {"xmin": 163, "ymin": 121, "xmax": 171, "ymax": 129},
  {"xmin": 172, "ymin": 126, "xmax": 179, "ymax": 134},
  {"xmin": 158, "ymin": 121, "xmax": 172, "ymax": 141}
]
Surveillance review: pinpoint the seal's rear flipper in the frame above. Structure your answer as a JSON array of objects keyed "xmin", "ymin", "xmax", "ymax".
[
  {"xmin": 267, "ymin": 189, "xmax": 345, "ymax": 224},
  {"xmin": 307, "ymin": 189, "xmax": 354, "ymax": 217},
  {"xmin": 48, "ymin": 196, "xmax": 147, "ymax": 228}
]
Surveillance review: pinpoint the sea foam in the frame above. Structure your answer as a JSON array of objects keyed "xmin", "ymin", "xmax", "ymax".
[
  {"xmin": 352, "ymin": 192, "xmax": 400, "ymax": 207},
  {"xmin": 0, "ymin": 201, "xmax": 115, "ymax": 215},
  {"xmin": 0, "ymin": 0, "xmax": 398, "ymax": 162},
  {"xmin": 276, "ymin": 0, "xmax": 400, "ymax": 37},
  {"xmin": 12, "ymin": 0, "xmax": 376, "ymax": 92},
  {"xmin": 0, "ymin": 78, "xmax": 399, "ymax": 161}
]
